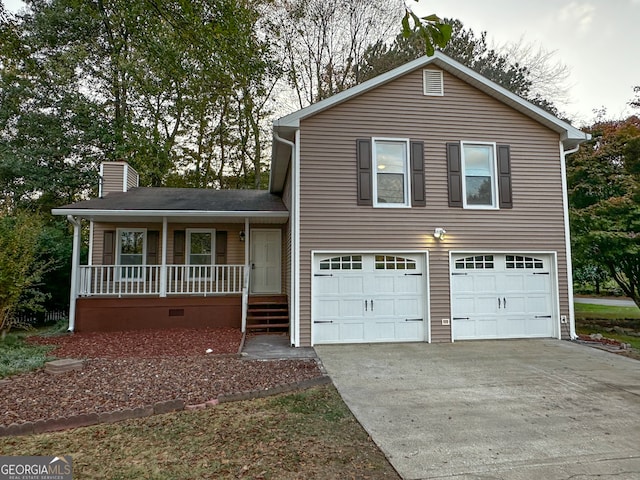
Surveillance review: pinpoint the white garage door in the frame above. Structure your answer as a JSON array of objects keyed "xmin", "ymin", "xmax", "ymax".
[
  {"xmin": 451, "ymin": 254, "xmax": 555, "ymax": 340},
  {"xmin": 313, "ymin": 254, "xmax": 426, "ymax": 344}
]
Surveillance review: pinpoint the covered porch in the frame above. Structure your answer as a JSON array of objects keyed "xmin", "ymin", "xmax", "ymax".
[{"xmin": 52, "ymin": 187, "xmax": 289, "ymax": 334}]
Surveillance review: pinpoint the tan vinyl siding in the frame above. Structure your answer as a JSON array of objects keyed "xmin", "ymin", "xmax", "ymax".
[
  {"xmin": 92, "ymin": 223, "xmax": 247, "ymax": 265},
  {"xmin": 92, "ymin": 222, "xmax": 288, "ymax": 293},
  {"xmin": 126, "ymin": 166, "xmax": 139, "ymax": 190},
  {"xmin": 297, "ymin": 68, "xmax": 569, "ymax": 346},
  {"xmin": 101, "ymin": 163, "xmax": 125, "ymax": 196}
]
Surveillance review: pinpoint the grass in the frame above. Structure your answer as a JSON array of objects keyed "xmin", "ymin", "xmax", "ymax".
[
  {"xmin": 574, "ymin": 302, "xmax": 640, "ymax": 320},
  {"xmin": 0, "ymin": 320, "xmax": 67, "ymax": 378},
  {"xmin": 0, "ymin": 385, "xmax": 400, "ymax": 480},
  {"xmin": 574, "ymin": 301, "xmax": 640, "ymax": 356}
]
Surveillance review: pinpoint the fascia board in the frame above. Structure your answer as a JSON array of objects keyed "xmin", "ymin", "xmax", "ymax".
[{"xmin": 52, "ymin": 208, "xmax": 289, "ymax": 219}]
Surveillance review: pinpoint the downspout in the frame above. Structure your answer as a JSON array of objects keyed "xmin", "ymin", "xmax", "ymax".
[
  {"xmin": 560, "ymin": 142, "xmax": 580, "ymax": 340},
  {"xmin": 273, "ymin": 131, "xmax": 299, "ymax": 347},
  {"xmin": 67, "ymin": 215, "xmax": 82, "ymax": 332}
]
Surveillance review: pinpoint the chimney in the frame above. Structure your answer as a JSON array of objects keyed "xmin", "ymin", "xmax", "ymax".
[{"xmin": 99, "ymin": 161, "xmax": 140, "ymax": 197}]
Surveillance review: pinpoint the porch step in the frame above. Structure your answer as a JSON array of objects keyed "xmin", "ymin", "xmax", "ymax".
[{"xmin": 247, "ymin": 295, "xmax": 289, "ymax": 334}]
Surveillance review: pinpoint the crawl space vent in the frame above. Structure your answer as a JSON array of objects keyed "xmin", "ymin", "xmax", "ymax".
[{"xmin": 423, "ymin": 69, "xmax": 444, "ymax": 96}]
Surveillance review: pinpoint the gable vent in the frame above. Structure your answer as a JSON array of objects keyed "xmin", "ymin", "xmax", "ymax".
[{"xmin": 423, "ymin": 69, "xmax": 444, "ymax": 96}]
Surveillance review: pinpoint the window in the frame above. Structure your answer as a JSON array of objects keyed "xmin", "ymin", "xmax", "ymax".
[
  {"xmin": 461, "ymin": 142, "xmax": 498, "ymax": 208},
  {"xmin": 455, "ymin": 255, "xmax": 494, "ymax": 270},
  {"xmin": 373, "ymin": 138, "xmax": 410, "ymax": 207},
  {"xmin": 117, "ymin": 229, "xmax": 146, "ymax": 279},
  {"xmin": 506, "ymin": 255, "xmax": 544, "ymax": 269},
  {"xmin": 375, "ymin": 255, "xmax": 417, "ymax": 270},
  {"xmin": 186, "ymin": 229, "xmax": 215, "ymax": 277},
  {"xmin": 319, "ymin": 255, "xmax": 363, "ymax": 271}
]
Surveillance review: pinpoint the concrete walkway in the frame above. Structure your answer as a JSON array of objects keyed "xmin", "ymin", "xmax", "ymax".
[
  {"xmin": 575, "ymin": 296, "xmax": 638, "ymax": 308},
  {"xmin": 316, "ymin": 340, "xmax": 640, "ymax": 480},
  {"xmin": 241, "ymin": 334, "xmax": 317, "ymax": 360}
]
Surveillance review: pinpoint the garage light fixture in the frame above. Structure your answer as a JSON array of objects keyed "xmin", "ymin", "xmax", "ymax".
[{"xmin": 433, "ymin": 227, "xmax": 446, "ymax": 240}]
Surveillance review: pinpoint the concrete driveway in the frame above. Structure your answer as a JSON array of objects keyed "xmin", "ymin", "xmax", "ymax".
[{"xmin": 316, "ymin": 340, "xmax": 640, "ymax": 479}]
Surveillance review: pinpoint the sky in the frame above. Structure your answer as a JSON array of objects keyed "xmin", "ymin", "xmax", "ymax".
[
  {"xmin": 413, "ymin": 0, "xmax": 640, "ymax": 125},
  {"xmin": 3, "ymin": 0, "xmax": 639, "ymax": 127}
]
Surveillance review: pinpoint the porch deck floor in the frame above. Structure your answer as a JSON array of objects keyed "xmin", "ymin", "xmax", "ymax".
[{"xmin": 241, "ymin": 334, "xmax": 317, "ymax": 360}]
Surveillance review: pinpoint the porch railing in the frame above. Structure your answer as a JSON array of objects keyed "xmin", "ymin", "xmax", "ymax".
[{"xmin": 78, "ymin": 264, "xmax": 245, "ymax": 297}]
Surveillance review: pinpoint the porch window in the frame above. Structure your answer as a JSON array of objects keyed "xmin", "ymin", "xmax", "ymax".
[
  {"xmin": 117, "ymin": 228, "xmax": 146, "ymax": 279},
  {"xmin": 186, "ymin": 229, "xmax": 215, "ymax": 277}
]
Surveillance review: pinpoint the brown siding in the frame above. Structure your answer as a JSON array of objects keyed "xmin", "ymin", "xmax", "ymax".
[
  {"xmin": 101, "ymin": 163, "xmax": 125, "ymax": 196},
  {"xmin": 282, "ymin": 168, "xmax": 293, "ymax": 298},
  {"xmin": 101, "ymin": 162, "xmax": 139, "ymax": 196},
  {"xmin": 92, "ymin": 223, "xmax": 247, "ymax": 265},
  {"xmin": 297, "ymin": 68, "xmax": 569, "ymax": 346}
]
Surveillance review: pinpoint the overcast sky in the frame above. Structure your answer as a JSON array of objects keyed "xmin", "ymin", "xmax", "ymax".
[
  {"xmin": 414, "ymin": 0, "xmax": 640, "ymax": 126},
  {"xmin": 4, "ymin": 0, "xmax": 639, "ymax": 127}
]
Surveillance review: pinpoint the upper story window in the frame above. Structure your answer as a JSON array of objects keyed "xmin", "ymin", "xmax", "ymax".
[
  {"xmin": 461, "ymin": 142, "xmax": 498, "ymax": 209},
  {"xmin": 373, "ymin": 138, "xmax": 411, "ymax": 207}
]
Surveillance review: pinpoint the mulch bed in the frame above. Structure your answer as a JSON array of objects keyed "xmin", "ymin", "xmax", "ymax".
[{"xmin": 2, "ymin": 329, "xmax": 322, "ymax": 428}]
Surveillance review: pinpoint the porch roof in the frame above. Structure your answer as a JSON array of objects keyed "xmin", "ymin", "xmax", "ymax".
[{"xmin": 52, "ymin": 187, "xmax": 289, "ymax": 223}]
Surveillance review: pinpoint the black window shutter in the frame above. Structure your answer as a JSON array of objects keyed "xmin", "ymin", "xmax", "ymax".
[
  {"xmin": 497, "ymin": 144, "xmax": 513, "ymax": 208},
  {"xmin": 446, "ymin": 143, "xmax": 463, "ymax": 207},
  {"xmin": 103, "ymin": 230, "xmax": 115, "ymax": 265},
  {"xmin": 410, "ymin": 141, "xmax": 426, "ymax": 207},
  {"xmin": 173, "ymin": 230, "xmax": 185, "ymax": 264},
  {"xmin": 146, "ymin": 231, "xmax": 159, "ymax": 265},
  {"xmin": 356, "ymin": 139, "xmax": 373, "ymax": 206},
  {"xmin": 215, "ymin": 231, "xmax": 227, "ymax": 264}
]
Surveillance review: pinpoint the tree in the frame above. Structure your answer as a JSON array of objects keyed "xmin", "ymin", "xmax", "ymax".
[
  {"xmin": 358, "ymin": 19, "xmax": 564, "ymax": 116},
  {"xmin": 0, "ymin": 210, "xmax": 55, "ymax": 339},
  {"xmin": 268, "ymin": 0, "xmax": 406, "ymax": 108},
  {"xmin": 1, "ymin": 0, "xmax": 276, "ymax": 199},
  {"xmin": 568, "ymin": 115, "xmax": 640, "ymax": 307}
]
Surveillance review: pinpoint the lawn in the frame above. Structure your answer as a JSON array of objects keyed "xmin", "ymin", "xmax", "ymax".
[
  {"xmin": 0, "ymin": 331, "xmax": 55, "ymax": 378},
  {"xmin": 0, "ymin": 385, "xmax": 400, "ymax": 480},
  {"xmin": 574, "ymin": 301, "xmax": 640, "ymax": 353}
]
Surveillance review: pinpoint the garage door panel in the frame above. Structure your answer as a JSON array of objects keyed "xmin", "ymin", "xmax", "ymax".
[
  {"xmin": 396, "ymin": 320, "xmax": 424, "ymax": 340},
  {"xmin": 314, "ymin": 323, "xmax": 341, "ymax": 344},
  {"xmin": 452, "ymin": 253, "xmax": 555, "ymax": 341},
  {"xmin": 341, "ymin": 276, "xmax": 366, "ymax": 294},
  {"xmin": 341, "ymin": 323, "xmax": 366, "ymax": 342},
  {"xmin": 524, "ymin": 275, "xmax": 550, "ymax": 293},
  {"xmin": 313, "ymin": 253, "xmax": 425, "ymax": 344}
]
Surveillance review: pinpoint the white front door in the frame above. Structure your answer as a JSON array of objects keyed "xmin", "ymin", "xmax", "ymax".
[
  {"xmin": 250, "ymin": 229, "xmax": 281, "ymax": 294},
  {"xmin": 451, "ymin": 253, "xmax": 555, "ymax": 340},
  {"xmin": 313, "ymin": 253, "xmax": 426, "ymax": 344}
]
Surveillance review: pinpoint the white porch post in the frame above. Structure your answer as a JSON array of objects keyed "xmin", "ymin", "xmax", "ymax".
[
  {"xmin": 241, "ymin": 217, "xmax": 250, "ymax": 332},
  {"xmin": 67, "ymin": 215, "xmax": 82, "ymax": 332},
  {"xmin": 160, "ymin": 216, "xmax": 168, "ymax": 297}
]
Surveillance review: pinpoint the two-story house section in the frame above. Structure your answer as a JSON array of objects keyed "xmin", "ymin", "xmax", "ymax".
[{"xmin": 270, "ymin": 51, "xmax": 589, "ymax": 346}]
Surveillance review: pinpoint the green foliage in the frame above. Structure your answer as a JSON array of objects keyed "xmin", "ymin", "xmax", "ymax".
[
  {"xmin": 0, "ymin": 210, "xmax": 57, "ymax": 337},
  {"xmin": 401, "ymin": 7, "xmax": 451, "ymax": 57},
  {"xmin": 0, "ymin": 331, "xmax": 55, "ymax": 378},
  {"xmin": 569, "ymin": 116, "xmax": 640, "ymax": 308},
  {"xmin": 1, "ymin": 0, "xmax": 276, "ymax": 196}
]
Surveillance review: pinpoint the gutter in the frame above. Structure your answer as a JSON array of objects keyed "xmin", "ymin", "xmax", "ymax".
[
  {"xmin": 560, "ymin": 143, "xmax": 581, "ymax": 340},
  {"xmin": 273, "ymin": 131, "xmax": 300, "ymax": 347}
]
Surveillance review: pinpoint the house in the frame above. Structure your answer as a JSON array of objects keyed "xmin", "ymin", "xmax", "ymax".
[{"xmin": 53, "ymin": 51, "xmax": 590, "ymax": 345}]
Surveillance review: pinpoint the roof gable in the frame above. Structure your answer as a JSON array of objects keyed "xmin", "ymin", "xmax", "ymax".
[{"xmin": 270, "ymin": 51, "xmax": 589, "ymax": 193}]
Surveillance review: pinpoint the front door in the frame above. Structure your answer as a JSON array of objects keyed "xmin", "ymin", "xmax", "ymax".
[{"xmin": 250, "ymin": 229, "xmax": 281, "ymax": 294}]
